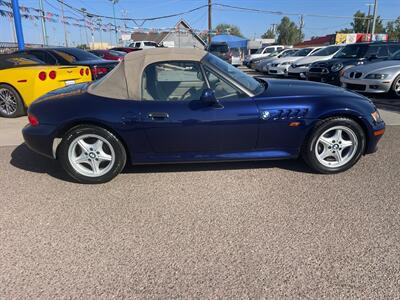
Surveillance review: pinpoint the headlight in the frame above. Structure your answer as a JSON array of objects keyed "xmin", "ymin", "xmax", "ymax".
[
  {"xmin": 365, "ymin": 74, "xmax": 389, "ymax": 80},
  {"xmin": 331, "ymin": 63, "xmax": 344, "ymax": 72},
  {"xmin": 371, "ymin": 110, "xmax": 383, "ymax": 123},
  {"xmin": 281, "ymin": 61, "xmax": 293, "ymax": 66}
]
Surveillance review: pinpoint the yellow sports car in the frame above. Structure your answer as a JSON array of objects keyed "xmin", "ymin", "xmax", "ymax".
[{"xmin": 0, "ymin": 54, "xmax": 92, "ymax": 118}]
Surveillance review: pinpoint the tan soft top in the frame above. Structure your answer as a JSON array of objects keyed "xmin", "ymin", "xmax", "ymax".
[{"xmin": 88, "ymin": 48, "xmax": 207, "ymax": 100}]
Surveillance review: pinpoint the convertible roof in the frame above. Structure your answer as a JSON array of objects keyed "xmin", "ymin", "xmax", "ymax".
[{"xmin": 88, "ymin": 48, "xmax": 207, "ymax": 100}]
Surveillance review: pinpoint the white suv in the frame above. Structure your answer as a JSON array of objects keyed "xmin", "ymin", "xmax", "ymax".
[
  {"xmin": 129, "ymin": 41, "xmax": 159, "ymax": 49},
  {"xmin": 244, "ymin": 45, "xmax": 285, "ymax": 66}
]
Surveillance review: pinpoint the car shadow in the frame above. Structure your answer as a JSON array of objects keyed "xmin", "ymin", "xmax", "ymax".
[
  {"xmin": 10, "ymin": 143, "xmax": 314, "ymax": 182},
  {"xmin": 369, "ymin": 94, "xmax": 400, "ymax": 113}
]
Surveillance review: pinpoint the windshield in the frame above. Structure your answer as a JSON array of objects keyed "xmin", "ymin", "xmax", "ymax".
[
  {"xmin": 334, "ymin": 44, "xmax": 368, "ymax": 58},
  {"xmin": 390, "ymin": 50, "xmax": 400, "ymax": 60},
  {"xmin": 0, "ymin": 55, "xmax": 44, "ymax": 70},
  {"xmin": 53, "ymin": 48, "xmax": 100, "ymax": 62},
  {"xmin": 292, "ymin": 48, "xmax": 313, "ymax": 57},
  {"xmin": 204, "ymin": 53, "xmax": 264, "ymax": 95},
  {"xmin": 255, "ymin": 48, "xmax": 263, "ymax": 54},
  {"xmin": 109, "ymin": 50, "xmax": 126, "ymax": 57},
  {"xmin": 209, "ymin": 44, "xmax": 228, "ymax": 52},
  {"xmin": 311, "ymin": 46, "xmax": 342, "ymax": 56},
  {"xmin": 281, "ymin": 50, "xmax": 298, "ymax": 57}
]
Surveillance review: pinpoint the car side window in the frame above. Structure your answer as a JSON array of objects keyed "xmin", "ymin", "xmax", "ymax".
[
  {"xmin": 365, "ymin": 45, "xmax": 388, "ymax": 58},
  {"xmin": 141, "ymin": 61, "xmax": 207, "ymax": 101},
  {"xmin": 389, "ymin": 44, "xmax": 400, "ymax": 55},
  {"xmin": 204, "ymin": 67, "xmax": 247, "ymax": 100},
  {"xmin": 28, "ymin": 50, "xmax": 57, "ymax": 64}
]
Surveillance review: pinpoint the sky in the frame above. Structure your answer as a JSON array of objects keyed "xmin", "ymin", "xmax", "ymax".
[{"xmin": 1, "ymin": 0, "xmax": 400, "ymax": 46}]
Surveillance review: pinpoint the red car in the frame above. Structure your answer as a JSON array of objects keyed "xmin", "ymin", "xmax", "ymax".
[
  {"xmin": 89, "ymin": 49, "xmax": 126, "ymax": 61},
  {"xmin": 109, "ymin": 47, "xmax": 142, "ymax": 54}
]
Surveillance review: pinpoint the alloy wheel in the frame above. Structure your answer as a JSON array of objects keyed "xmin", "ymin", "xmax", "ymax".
[
  {"xmin": 0, "ymin": 88, "xmax": 17, "ymax": 116},
  {"xmin": 68, "ymin": 134, "xmax": 116, "ymax": 178},
  {"xmin": 395, "ymin": 78, "xmax": 400, "ymax": 96},
  {"xmin": 315, "ymin": 126, "xmax": 358, "ymax": 168}
]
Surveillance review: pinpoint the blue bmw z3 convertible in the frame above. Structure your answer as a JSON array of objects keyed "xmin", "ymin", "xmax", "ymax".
[{"xmin": 23, "ymin": 48, "xmax": 385, "ymax": 183}]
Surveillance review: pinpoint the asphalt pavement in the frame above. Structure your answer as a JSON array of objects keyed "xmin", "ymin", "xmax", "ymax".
[{"xmin": 1, "ymin": 68, "xmax": 400, "ymax": 298}]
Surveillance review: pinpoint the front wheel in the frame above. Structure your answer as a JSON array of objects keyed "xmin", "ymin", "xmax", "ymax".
[
  {"xmin": 58, "ymin": 125, "xmax": 127, "ymax": 184},
  {"xmin": 391, "ymin": 75, "xmax": 400, "ymax": 98},
  {"xmin": 302, "ymin": 117, "xmax": 366, "ymax": 174}
]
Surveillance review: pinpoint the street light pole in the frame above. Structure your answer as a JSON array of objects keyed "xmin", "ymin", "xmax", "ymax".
[
  {"xmin": 110, "ymin": 0, "xmax": 119, "ymax": 45},
  {"xmin": 371, "ymin": 0, "xmax": 378, "ymax": 37},
  {"xmin": 11, "ymin": 0, "xmax": 24, "ymax": 49},
  {"xmin": 365, "ymin": 3, "xmax": 373, "ymax": 35},
  {"xmin": 81, "ymin": 8, "xmax": 89, "ymax": 48},
  {"xmin": 38, "ymin": 0, "xmax": 48, "ymax": 46},
  {"xmin": 60, "ymin": 0, "xmax": 68, "ymax": 47},
  {"xmin": 208, "ymin": 0, "xmax": 212, "ymax": 44}
]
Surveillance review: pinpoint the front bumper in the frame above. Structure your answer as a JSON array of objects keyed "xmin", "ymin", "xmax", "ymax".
[
  {"xmin": 22, "ymin": 124, "xmax": 58, "ymax": 159},
  {"xmin": 365, "ymin": 120, "xmax": 385, "ymax": 154},
  {"xmin": 268, "ymin": 65, "xmax": 289, "ymax": 76},
  {"xmin": 287, "ymin": 66, "xmax": 309, "ymax": 79},
  {"xmin": 307, "ymin": 71, "xmax": 340, "ymax": 85},
  {"xmin": 340, "ymin": 77, "xmax": 392, "ymax": 94}
]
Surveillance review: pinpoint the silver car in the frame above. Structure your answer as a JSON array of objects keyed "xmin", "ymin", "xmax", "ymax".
[{"xmin": 341, "ymin": 50, "xmax": 400, "ymax": 97}]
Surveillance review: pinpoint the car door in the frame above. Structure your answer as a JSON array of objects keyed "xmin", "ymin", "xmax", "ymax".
[
  {"xmin": 203, "ymin": 66, "xmax": 259, "ymax": 152},
  {"xmin": 137, "ymin": 60, "xmax": 220, "ymax": 154}
]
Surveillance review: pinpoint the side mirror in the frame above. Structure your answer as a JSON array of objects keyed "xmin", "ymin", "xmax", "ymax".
[{"xmin": 200, "ymin": 88, "xmax": 222, "ymax": 107}]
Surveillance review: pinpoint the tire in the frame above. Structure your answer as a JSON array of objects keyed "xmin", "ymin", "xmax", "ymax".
[
  {"xmin": 391, "ymin": 75, "xmax": 400, "ymax": 98},
  {"xmin": 0, "ymin": 84, "xmax": 25, "ymax": 118},
  {"xmin": 302, "ymin": 117, "xmax": 366, "ymax": 174},
  {"xmin": 58, "ymin": 125, "xmax": 127, "ymax": 184}
]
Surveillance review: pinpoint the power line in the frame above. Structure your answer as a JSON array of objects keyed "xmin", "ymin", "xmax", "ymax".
[
  {"xmin": 52, "ymin": 0, "xmax": 208, "ymax": 23},
  {"xmin": 213, "ymin": 3, "xmax": 396, "ymax": 21}
]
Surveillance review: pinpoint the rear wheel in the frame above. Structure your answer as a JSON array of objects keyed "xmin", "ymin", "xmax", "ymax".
[
  {"xmin": 58, "ymin": 125, "xmax": 126, "ymax": 184},
  {"xmin": 302, "ymin": 117, "xmax": 366, "ymax": 174},
  {"xmin": 0, "ymin": 84, "xmax": 25, "ymax": 118},
  {"xmin": 391, "ymin": 75, "xmax": 400, "ymax": 98}
]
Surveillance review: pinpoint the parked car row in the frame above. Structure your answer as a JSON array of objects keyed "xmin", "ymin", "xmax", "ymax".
[{"xmin": 250, "ymin": 42, "xmax": 400, "ymax": 97}]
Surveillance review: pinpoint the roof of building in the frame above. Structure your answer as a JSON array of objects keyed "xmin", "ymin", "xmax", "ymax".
[
  {"xmin": 130, "ymin": 19, "xmax": 206, "ymax": 46},
  {"xmin": 211, "ymin": 34, "xmax": 248, "ymax": 48},
  {"xmin": 295, "ymin": 35, "xmax": 336, "ymax": 48}
]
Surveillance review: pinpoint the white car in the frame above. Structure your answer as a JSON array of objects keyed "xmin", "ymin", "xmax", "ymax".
[
  {"xmin": 287, "ymin": 45, "xmax": 344, "ymax": 79},
  {"xmin": 244, "ymin": 45, "xmax": 285, "ymax": 66},
  {"xmin": 231, "ymin": 48, "xmax": 242, "ymax": 66},
  {"xmin": 268, "ymin": 47, "xmax": 322, "ymax": 76},
  {"xmin": 129, "ymin": 41, "xmax": 159, "ymax": 49}
]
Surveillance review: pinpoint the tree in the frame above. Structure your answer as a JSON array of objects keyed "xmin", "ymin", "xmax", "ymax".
[
  {"xmin": 261, "ymin": 28, "xmax": 276, "ymax": 39},
  {"xmin": 214, "ymin": 23, "xmax": 243, "ymax": 37},
  {"xmin": 276, "ymin": 16, "xmax": 303, "ymax": 45},
  {"xmin": 386, "ymin": 17, "xmax": 400, "ymax": 41},
  {"xmin": 339, "ymin": 10, "xmax": 385, "ymax": 34}
]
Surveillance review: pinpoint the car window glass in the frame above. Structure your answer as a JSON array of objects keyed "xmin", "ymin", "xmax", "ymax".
[
  {"xmin": 135, "ymin": 42, "xmax": 141, "ymax": 47},
  {"xmin": 204, "ymin": 66, "xmax": 247, "ymax": 100},
  {"xmin": 311, "ymin": 46, "xmax": 341, "ymax": 56},
  {"xmin": 365, "ymin": 45, "xmax": 388, "ymax": 58},
  {"xmin": 292, "ymin": 48, "xmax": 313, "ymax": 56},
  {"xmin": 141, "ymin": 61, "xmax": 206, "ymax": 101},
  {"xmin": 264, "ymin": 48, "xmax": 275, "ymax": 54},
  {"xmin": 209, "ymin": 44, "xmax": 228, "ymax": 52},
  {"xmin": 30, "ymin": 50, "xmax": 57, "ymax": 64},
  {"xmin": 389, "ymin": 44, "xmax": 400, "ymax": 55}
]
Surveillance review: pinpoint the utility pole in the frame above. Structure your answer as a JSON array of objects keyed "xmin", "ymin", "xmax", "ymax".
[
  {"xmin": 11, "ymin": 0, "xmax": 24, "ymax": 49},
  {"xmin": 299, "ymin": 15, "xmax": 304, "ymax": 42},
  {"xmin": 39, "ymin": 0, "xmax": 48, "ymax": 46},
  {"xmin": 365, "ymin": 3, "xmax": 373, "ymax": 35},
  {"xmin": 60, "ymin": 0, "xmax": 68, "ymax": 47},
  {"xmin": 208, "ymin": 0, "xmax": 212, "ymax": 45},
  {"xmin": 110, "ymin": 0, "xmax": 119, "ymax": 45},
  {"xmin": 371, "ymin": 0, "xmax": 378, "ymax": 37}
]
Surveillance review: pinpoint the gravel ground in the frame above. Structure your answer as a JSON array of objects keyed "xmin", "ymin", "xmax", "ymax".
[{"xmin": 0, "ymin": 126, "xmax": 399, "ymax": 299}]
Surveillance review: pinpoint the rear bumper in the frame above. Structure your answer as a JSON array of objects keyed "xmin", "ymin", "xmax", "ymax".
[{"xmin": 22, "ymin": 124, "xmax": 57, "ymax": 159}]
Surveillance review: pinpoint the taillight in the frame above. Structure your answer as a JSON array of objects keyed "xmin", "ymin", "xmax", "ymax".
[
  {"xmin": 28, "ymin": 114, "xmax": 39, "ymax": 126},
  {"xmin": 38, "ymin": 71, "xmax": 46, "ymax": 81},
  {"xmin": 80, "ymin": 68, "xmax": 84, "ymax": 76},
  {"xmin": 91, "ymin": 66, "xmax": 108, "ymax": 78},
  {"xmin": 85, "ymin": 68, "xmax": 90, "ymax": 76},
  {"xmin": 49, "ymin": 70, "xmax": 56, "ymax": 79}
]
